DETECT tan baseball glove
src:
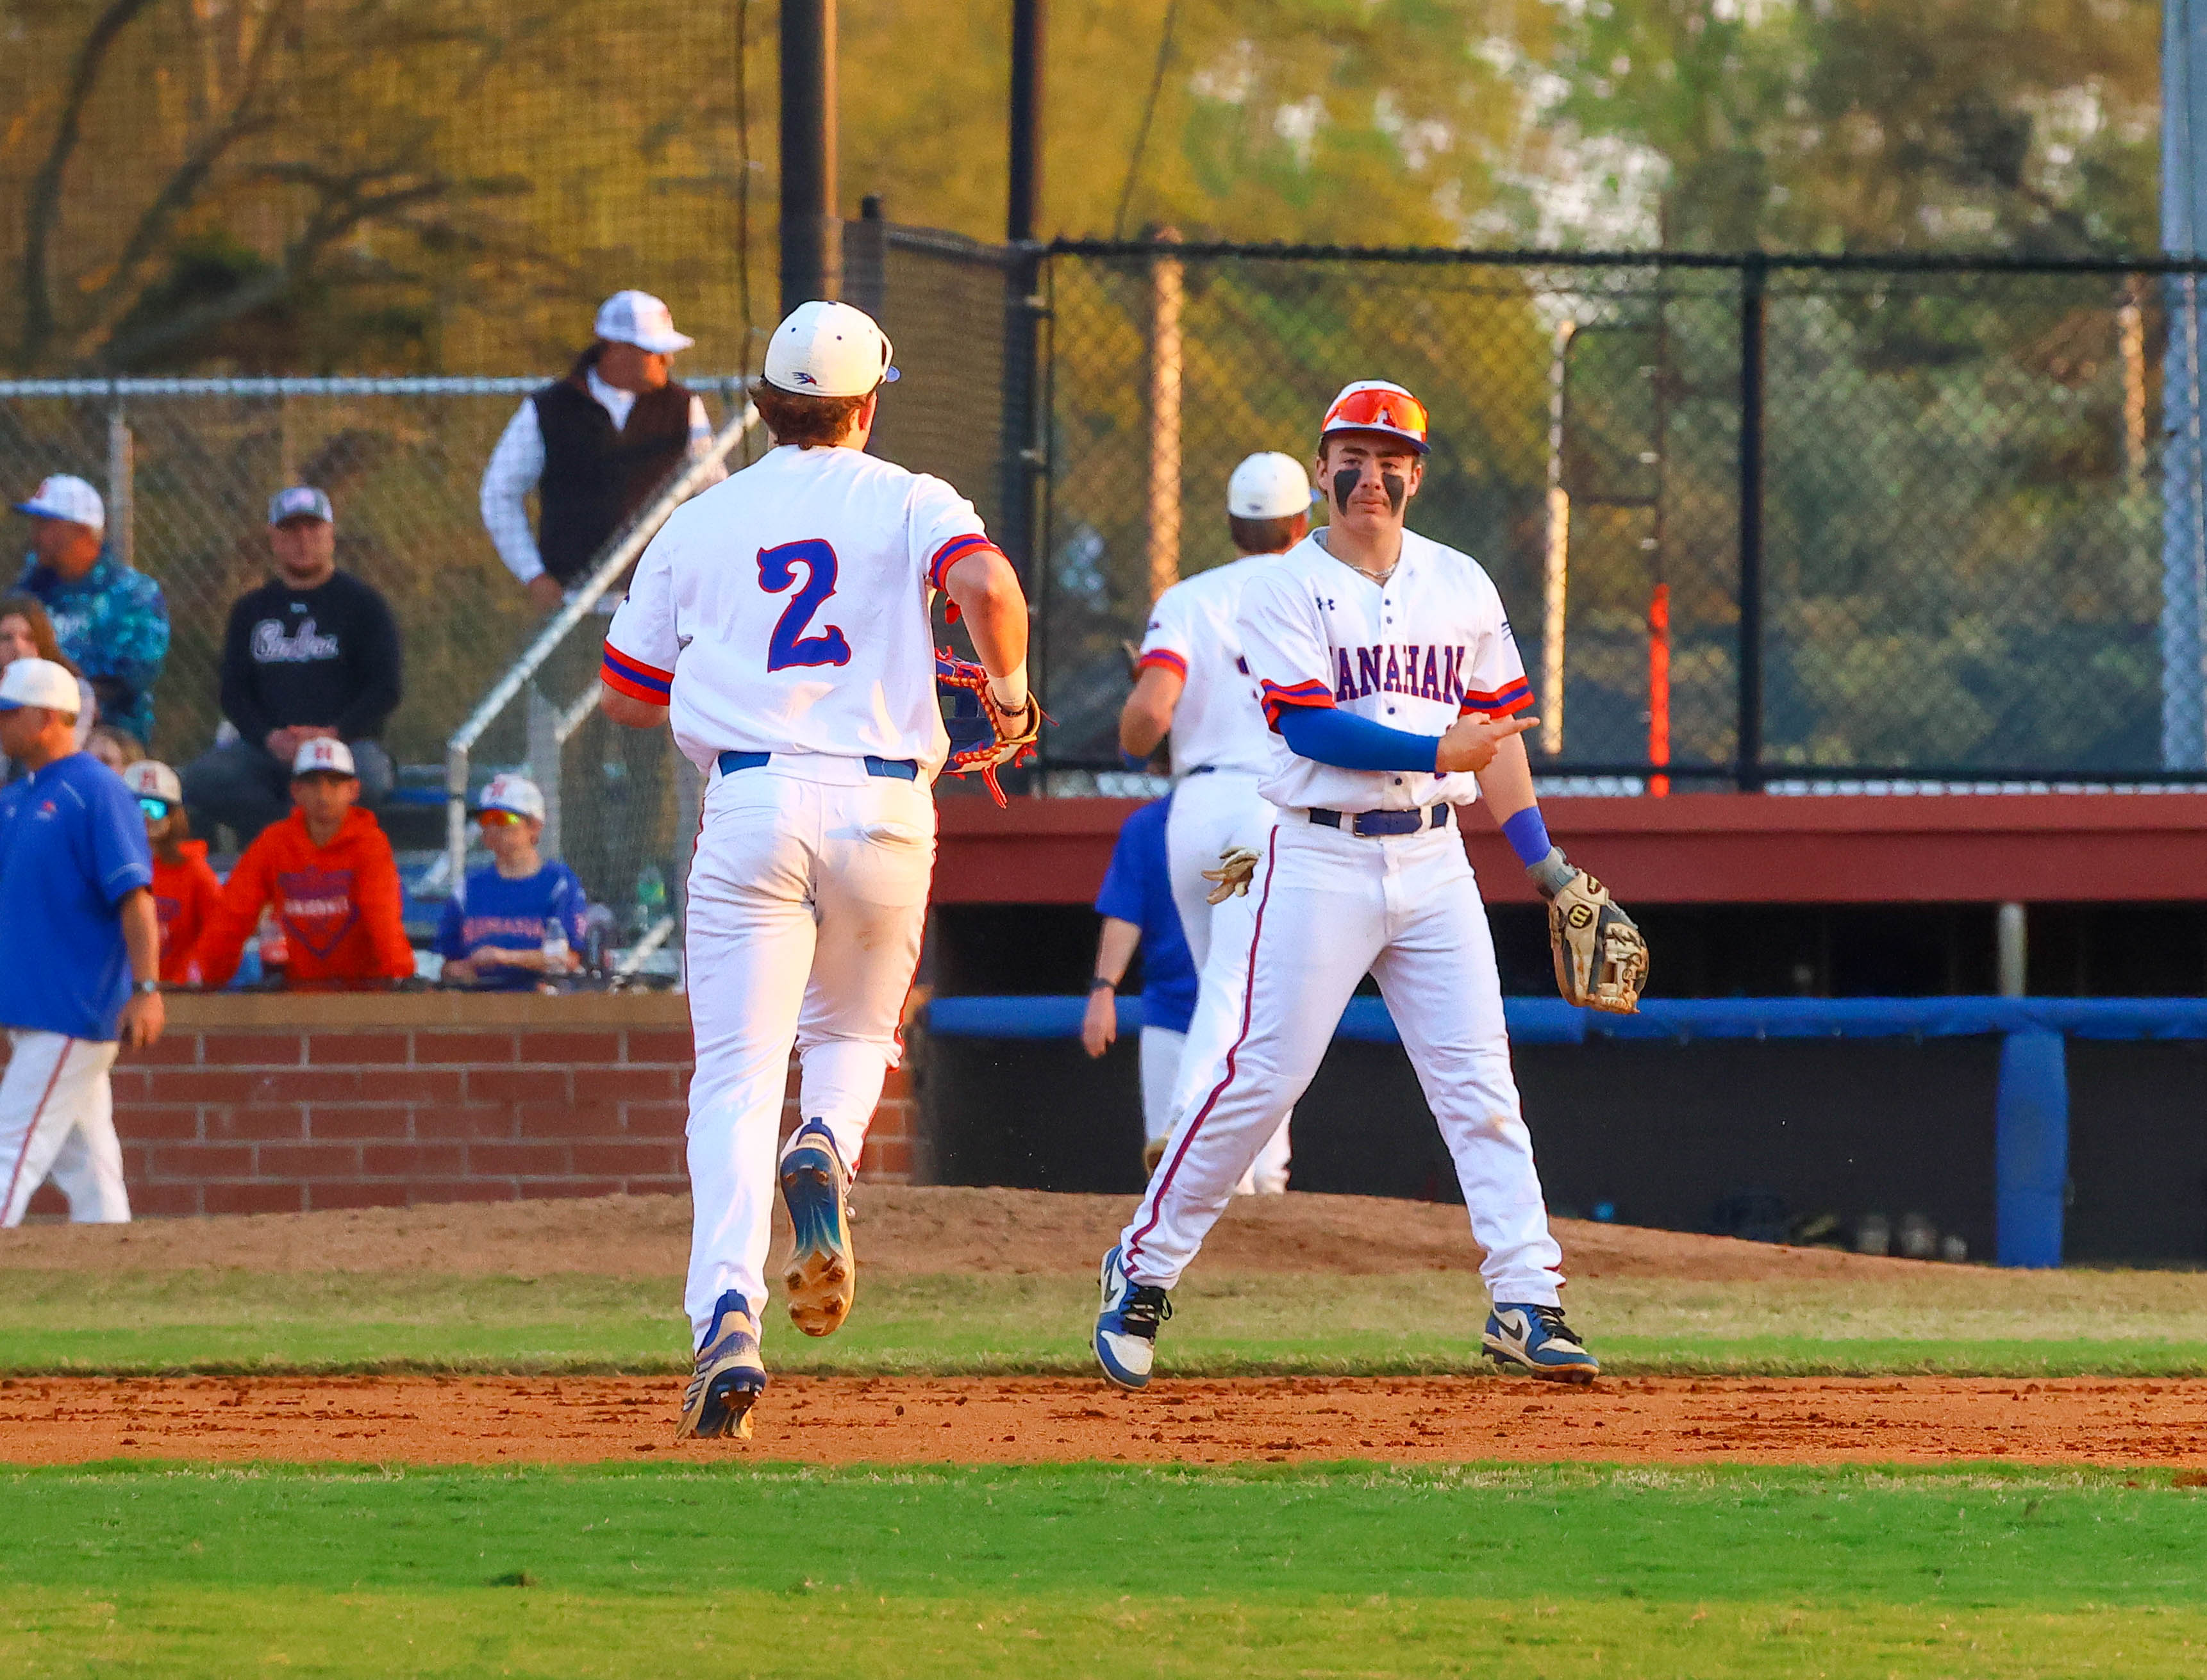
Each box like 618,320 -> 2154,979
1528,848 -> 1648,1014
937,650 -> 1042,807
1202,845 -> 1261,904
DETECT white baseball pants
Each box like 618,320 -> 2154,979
1120,817 -> 1565,1303
681,761 -> 934,1349
1,1030 -> 130,1227
1139,1025 -> 1287,1191
1165,769 -> 1291,1192
1137,1025 -> 1185,1145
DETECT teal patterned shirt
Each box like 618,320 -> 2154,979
15,550 -> 171,742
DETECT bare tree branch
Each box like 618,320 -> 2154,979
18,0 -> 158,366
71,0 -> 309,351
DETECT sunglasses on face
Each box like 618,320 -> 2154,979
478,810 -> 526,829
138,797 -> 173,821
1322,386 -> 1429,443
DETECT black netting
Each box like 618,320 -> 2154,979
1040,248 -> 2186,787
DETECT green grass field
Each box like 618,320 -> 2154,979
8,1267 -> 2207,1378
7,1463 -> 2205,1677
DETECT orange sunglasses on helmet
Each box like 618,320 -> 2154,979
1319,381 -> 1431,454
478,809 -> 526,829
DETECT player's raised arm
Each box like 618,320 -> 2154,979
942,545 -> 1029,711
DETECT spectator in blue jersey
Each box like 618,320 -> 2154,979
11,475 -> 169,745
1083,792 -> 1292,1190
436,773 -> 588,990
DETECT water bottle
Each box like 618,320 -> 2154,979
257,908 -> 288,984
540,916 -> 570,969
635,864 -> 667,933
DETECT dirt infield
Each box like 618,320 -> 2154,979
8,1374 -> 2207,1467
0,1185 -> 1953,1283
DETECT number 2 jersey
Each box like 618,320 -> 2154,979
602,443 -> 1000,776
1240,527 -> 1534,813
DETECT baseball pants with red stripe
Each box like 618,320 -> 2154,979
679,761 -> 934,1349
1117,815 -> 1564,1303
1,1029 -> 130,1227
1164,769 -> 1291,1192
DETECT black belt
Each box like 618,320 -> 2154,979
1309,804 -> 1451,837
717,751 -> 918,781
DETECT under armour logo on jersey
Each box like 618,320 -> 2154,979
1315,594 -> 1337,611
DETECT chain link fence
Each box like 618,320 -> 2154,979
1040,245 -> 2199,789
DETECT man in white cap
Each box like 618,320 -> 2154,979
479,291 -> 727,917
12,474 -> 169,744
600,299 -> 1035,1440
479,290 -> 727,615
1113,451 -> 1313,1192
0,656 -> 163,1227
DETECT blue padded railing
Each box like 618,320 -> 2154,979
922,994 -> 2207,1270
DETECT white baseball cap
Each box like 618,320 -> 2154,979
268,485 -> 333,526
1319,379 -> 1431,455
474,772 -> 546,823
123,760 -> 185,804
0,656 -> 82,715
1227,453 -> 1313,520
292,736 -> 357,778
594,290 -> 695,354
13,473 -> 105,531
763,300 -> 900,397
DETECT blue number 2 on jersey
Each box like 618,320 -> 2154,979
758,539 -> 853,670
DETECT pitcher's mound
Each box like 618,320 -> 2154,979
0,1185 -> 1938,1283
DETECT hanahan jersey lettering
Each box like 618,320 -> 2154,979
1331,643 -> 1472,704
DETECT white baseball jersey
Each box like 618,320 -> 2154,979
602,444 -> 995,775
1136,554 -> 1279,776
1238,528 -> 1531,813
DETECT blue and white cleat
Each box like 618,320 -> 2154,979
1483,1302 -> 1599,1384
682,1290 -> 767,1438
779,1118 -> 856,1337
1093,1243 -> 1172,1391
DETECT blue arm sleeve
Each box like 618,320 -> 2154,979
1276,706 -> 1441,773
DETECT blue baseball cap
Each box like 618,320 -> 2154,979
268,485 -> 333,526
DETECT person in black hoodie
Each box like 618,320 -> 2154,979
182,487 -> 401,845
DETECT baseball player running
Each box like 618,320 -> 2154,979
600,301 -> 1035,1439
1094,379 -> 1646,1391
1120,453 -> 1308,1193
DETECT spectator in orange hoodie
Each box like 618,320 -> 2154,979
188,737 -> 414,988
121,760 -> 222,985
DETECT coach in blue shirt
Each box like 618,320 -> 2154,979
0,658 -> 163,1226
1081,797 -> 1201,1176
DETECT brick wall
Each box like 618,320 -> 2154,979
15,994 -> 917,1220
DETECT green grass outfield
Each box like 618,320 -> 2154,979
6,1463 -> 2206,1677
7,1268 -> 2207,1378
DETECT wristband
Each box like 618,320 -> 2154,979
1500,806 -> 1553,869
1119,749 -> 1151,772
988,660 -> 1029,713
1090,976 -> 1117,992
